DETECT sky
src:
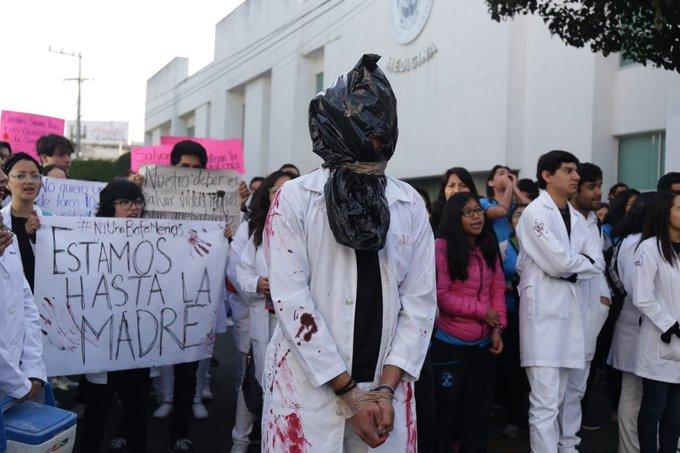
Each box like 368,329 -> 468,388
1,0 -> 245,143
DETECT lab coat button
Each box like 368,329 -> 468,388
345,298 -> 354,305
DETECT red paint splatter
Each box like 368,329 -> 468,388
403,382 -> 417,451
270,412 -> 311,452
294,313 -> 318,343
187,229 -> 212,256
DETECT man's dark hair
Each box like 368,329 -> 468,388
517,178 -> 539,200
536,150 -> 579,189
577,162 -> 603,190
608,182 -> 629,199
657,172 -> 680,193
0,141 -> 12,152
249,176 -> 265,188
279,163 -> 300,175
485,164 -> 511,198
36,134 -> 74,157
170,140 -> 208,168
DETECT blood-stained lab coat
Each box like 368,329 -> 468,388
0,240 -> 46,400
516,191 -> 602,369
632,237 -> 680,383
262,168 -> 436,452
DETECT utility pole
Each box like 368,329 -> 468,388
49,46 -> 90,158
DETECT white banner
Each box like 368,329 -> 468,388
35,176 -> 105,217
34,216 -> 228,376
140,165 -> 240,227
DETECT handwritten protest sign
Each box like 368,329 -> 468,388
140,165 -> 241,227
35,177 -> 105,217
35,216 -> 228,376
160,137 -> 245,173
0,111 -> 65,160
130,137 -> 244,173
130,145 -> 173,172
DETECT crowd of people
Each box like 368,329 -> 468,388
3,53 -> 680,453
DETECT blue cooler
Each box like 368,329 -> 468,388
0,385 -> 77,453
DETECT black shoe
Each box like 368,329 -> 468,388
169,438 -> 193,452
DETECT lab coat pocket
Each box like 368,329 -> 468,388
659,341 -> 680,362
536,280 -> 569,320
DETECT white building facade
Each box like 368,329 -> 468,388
144,0 -> 680,192
67,120 -> 131,160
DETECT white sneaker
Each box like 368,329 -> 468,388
153,402 -> 173,419
230,441 -> 249,453
202,386 -> 213,401
192,403 -> 209,419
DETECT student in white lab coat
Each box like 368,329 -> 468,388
516,150 -> 603,453
237,170 -> 296,390
0,166 -> 46,404
608,192 -> 654,452
262,55 -> 436,452
632,191 -> 680,453
557,162 -> 611,452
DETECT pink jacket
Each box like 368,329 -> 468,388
435,238 -> 507,341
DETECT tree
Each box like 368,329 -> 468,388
486,1 -> 680,72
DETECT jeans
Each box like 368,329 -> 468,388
638,378 -> 680,453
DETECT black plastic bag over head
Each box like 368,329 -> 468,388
308,54 -> 398,251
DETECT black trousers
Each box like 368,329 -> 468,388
638,378 -> 680,453
80,368 -> 151,453
169,360 -> 200,443
430,337 -> 496,453
415,348 -> 436,453
495,309 -> 528,427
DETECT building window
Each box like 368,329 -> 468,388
186,126 -> 195,138
618,132 -> 665,191
315,72 -> 324,93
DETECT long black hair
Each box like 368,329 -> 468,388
641,191 -> 680,266
97,178 -> 145,218
431,167 -> 479,230
607,189 -> 640,236
437,192 -> 500,281
248,170 -> 297,247
618,192 -> 655,239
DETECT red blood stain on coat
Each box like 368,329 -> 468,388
404,382 -> 417,452
270,412 -> 311,452
294,313 -> 318,342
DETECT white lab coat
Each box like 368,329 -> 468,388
579,211 -> 611,362
608,233 -> 642,373
516,191 -> 602,369
236,233 -> 276,386
262,168 -> 436,452
632,237 -> 680,383
227,221 -> 252,355
1,204 -> 49,237
0,240 -> 46,400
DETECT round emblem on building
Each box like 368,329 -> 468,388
389,0 -> 434,45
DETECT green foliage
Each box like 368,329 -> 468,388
68,152 -> 133,183
486,0 -> 680,72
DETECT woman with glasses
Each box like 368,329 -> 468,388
431,192 -> 506,452
1,152 -> 51,291
79,178 -> 149,453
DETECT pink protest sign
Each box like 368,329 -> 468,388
130,145 -> 173,172
160,136 -> 245,173
0,111 -> 65,160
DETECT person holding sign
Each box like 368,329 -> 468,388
36,134 -> 74,172
0,164 -> 47,405
79,178 -> 151,453
262,55 -> 436,451
1,153 -> 52,291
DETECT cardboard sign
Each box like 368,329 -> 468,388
140,165 -> 241,227
130,145 -> 173,172
35,216 -> 228,376
0,111 -> 65,160
35,177 -> 105,217
160,136 -> 245,173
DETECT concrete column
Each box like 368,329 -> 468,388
151,127 -> 162,145
194,103 -> 211,137
224,90 -> 245,139
268,57 -> 299,170
243,75 -> 272,178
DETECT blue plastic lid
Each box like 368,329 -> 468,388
3,402 -> 76,445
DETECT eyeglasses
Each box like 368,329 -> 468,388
9,173 -> 41,182
114,199 -> 145,209
461,208 -> 485,218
